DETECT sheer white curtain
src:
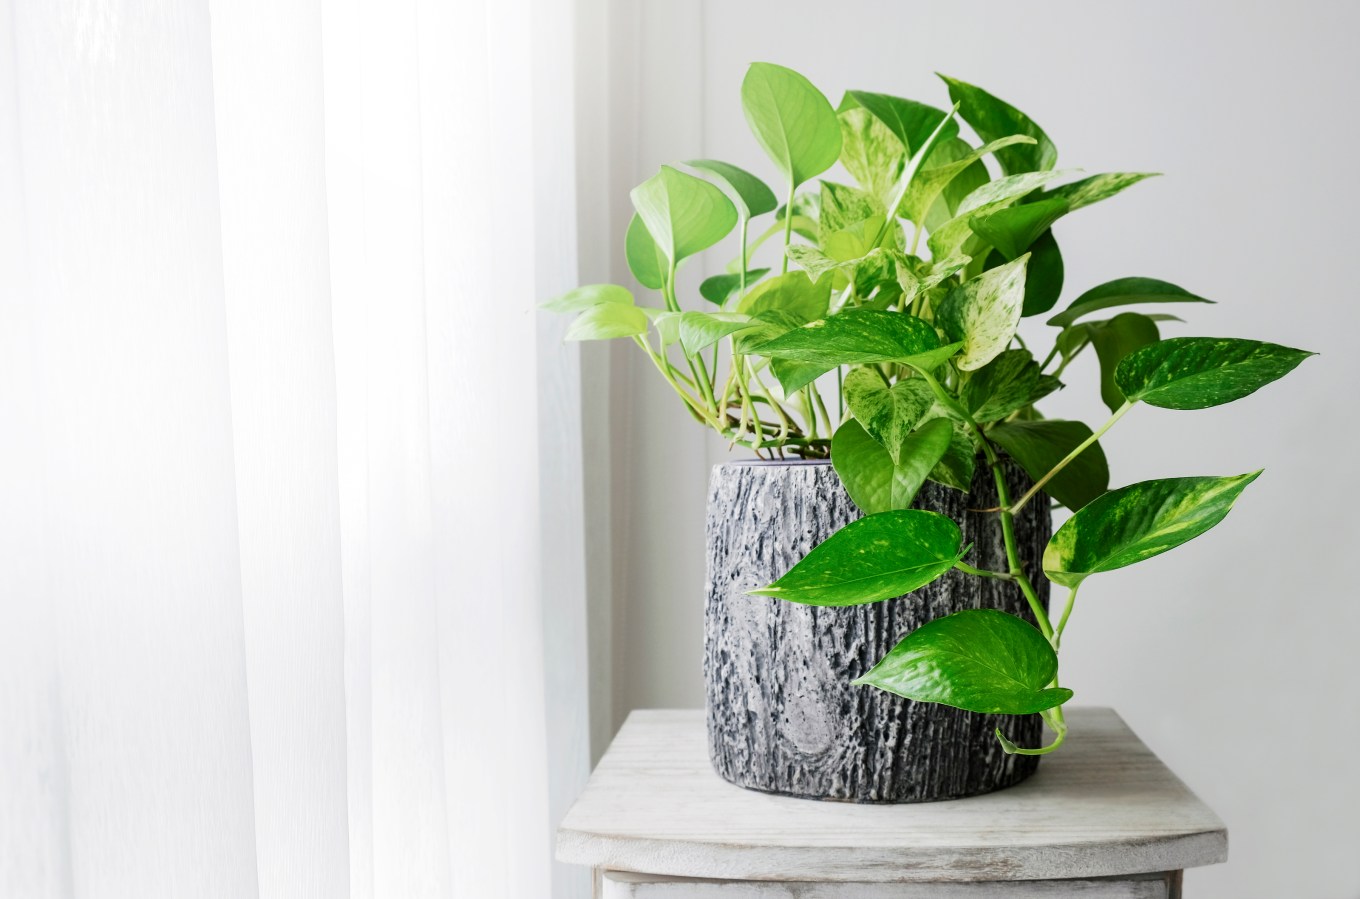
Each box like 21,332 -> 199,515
0,0 -> 591,897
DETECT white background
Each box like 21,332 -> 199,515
577,2 -> 1359,896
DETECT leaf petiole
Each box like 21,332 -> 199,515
953,560 -> 1014,581
997,706 -> 1068,755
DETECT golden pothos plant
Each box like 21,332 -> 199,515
546,62 -> 1313,754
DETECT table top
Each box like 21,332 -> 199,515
556,707 -> 1226,883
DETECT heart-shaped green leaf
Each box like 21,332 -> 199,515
1041,171 -> 1158,210
988,420 -> 1109,510
928,170 -> 1071,259
1043,472 -> 1262,587
845,90 -> 959,157
685,159 -> 778,218
1086,312 -> 1162,412
1115,337 -> 1315,410
742,63 -> 842,189
819,180 -> 885,242
899,341 -> 965,374
838,105 -> 905,204
938,75 -> 1057,176
1020,230 -> 1063,316
631,166 -> 738,267
843,369 -> 935,462
854,609 -> 1072,714
750,509 -> 962,606
625,214 -> 666,290
970,197 -> 1069,260
898,134 -> 1038,227
566,303 -> 648,341
935,254 -> 1029,371
643,308 -> 681,346
699,268 -> 770,305
754,309 -> 940,365
928,422 -> 977,491
769,358 -> 832,395
732,310 -> 805,355
677,311 -> 753,356
832,417 -> 953,514
785,245 -> 843,280
961,349 -> 1049,423
736,270 -> 832,320
1048,277 -> 1212,328
541,283 -> 633,313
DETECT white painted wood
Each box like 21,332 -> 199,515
601,871 -> 1174,898
558,707 -> 1225,883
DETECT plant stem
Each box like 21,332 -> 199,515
913,367 -> 1054,640
1009,400 -> 1136,515
953,561 -> 1014,581
1039,342 -> 1060,372
1053,584 -> 1080,650
811,384 -> 833,437
799,389 -> 817,439
835,366 -> 844,422
739,216 -> 750,295
1001,709 -> 1069,756
632,335 -> 708,422
781,183 -> 794,274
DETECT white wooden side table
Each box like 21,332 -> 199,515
557,708 -> 1226,898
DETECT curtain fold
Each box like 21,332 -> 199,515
0,0 -> 591,896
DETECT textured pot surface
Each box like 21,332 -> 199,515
703,457 -> 1051,803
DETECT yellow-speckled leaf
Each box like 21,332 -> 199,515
1043,472 -> 1262,587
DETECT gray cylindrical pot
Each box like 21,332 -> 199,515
703,457 -> 1051,803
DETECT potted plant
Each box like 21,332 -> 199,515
546,62 -> 1312,803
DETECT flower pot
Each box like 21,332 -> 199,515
703,457 -> 1051,803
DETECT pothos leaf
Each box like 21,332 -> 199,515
1048,277 -> 1212,328
1041,171 -> 1159,210
935,254 -> 1030,371
625,213 -> 666,290
843,369 -> 935,463
770,358 -> 832,395
1114,337 -> 1316,410
754,309 -> 941,365
731,310 -> 804,355
677,311 -> 753,356
832,418 -> 952,514
854,609 -> 1072,714
750,509 -> 963,606
938,74 -> 1058,175
699,268 -> 770,305
961,349 -> 1047,423
819,180 -> 885,242
566,302 -> 648,341
736,270 -> 832,320
630,165 -> 737,265
1086,312 -> 1161,412
898,134 -> 1038,227
928,422 -> 977,491
742,62 -> 842,189
1044,472 -> 1262,587
844,90 -> 959,156
838,105 -> 905,204
541,283 -> 633,313
685,158 -> 778,218
988,419 -> 1109,511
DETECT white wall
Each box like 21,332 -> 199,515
577,2 -> 1359,896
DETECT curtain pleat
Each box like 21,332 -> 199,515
1,2 -> 261,896
209,0 -> 353,896
0,0 -> 591,896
